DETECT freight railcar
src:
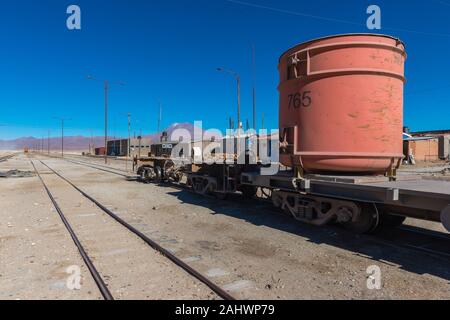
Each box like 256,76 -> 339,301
134,132 -> 186,183
134,34 -> 450,234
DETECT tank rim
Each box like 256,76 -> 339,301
279,33 -> 405,62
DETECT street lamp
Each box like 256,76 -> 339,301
216,67 -> 241,131
217,67 -> 242,155
87,75 -> 126,164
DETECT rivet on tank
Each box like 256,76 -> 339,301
278,34 -> 407,176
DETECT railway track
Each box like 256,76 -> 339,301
0,153 -> 17,162
35,154 -> 450,263
30,158 -> 235,300
61,154 -> 131,172
63,158 -> 132,178
39,153 -> 132,178
375,225 -> 450,261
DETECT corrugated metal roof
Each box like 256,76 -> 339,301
404,136 -> 437,141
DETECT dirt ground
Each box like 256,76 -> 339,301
1,153 -> 449,300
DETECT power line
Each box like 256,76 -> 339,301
225,0 -> 363,26
224,0 -> 450,37
434,0 -> 450,7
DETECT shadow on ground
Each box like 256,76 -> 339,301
161,185 -> 450,283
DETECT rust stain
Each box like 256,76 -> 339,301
370,107 -> 389,113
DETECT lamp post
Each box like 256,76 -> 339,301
217,67 -> 242,154
217,67 -> 241,130
87,75 -> 126,164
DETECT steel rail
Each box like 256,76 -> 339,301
0,153 -> 17,162
64,157 -> 130,174
63,158 -> 131,177
36,153 -> 131,177
30,160 -> 114,300
38,159 -> 235,301
36,156 -> 450,280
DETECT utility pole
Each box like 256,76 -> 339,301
127,113 -> 131,172
138,128 -> 142,159
90,129 -> 94,155
47,130 -> 50,155
61,119 -> 64,157
158,101 -> 162,133
104,80 -> 108,164
252,44 -> 257,130
53,117 -> 71,157
87,75 -> 126,164
237,76 -> 241,130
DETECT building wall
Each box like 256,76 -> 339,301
95,147 -> 105,156
405,139 -> 439,161
439,135 -> 450,160
130,138 -> 152,158
107,139 -> 128,156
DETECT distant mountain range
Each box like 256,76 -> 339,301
0,123 -> 199,151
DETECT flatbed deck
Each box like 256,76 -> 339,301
241,172 -> 450,232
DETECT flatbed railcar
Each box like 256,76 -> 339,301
134,137 -> 450,234
178,156 -> 450,234
241,169 -> 450,234
133,34 -> 450,234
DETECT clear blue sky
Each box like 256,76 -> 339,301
0,0 -> 449,139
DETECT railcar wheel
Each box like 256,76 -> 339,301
138,166 -> 152,183
172,171 -> 182,183
341,203 -> 380,234
260,188 -> 272,199
154,166 -> 163,183
139,169 -> 147,183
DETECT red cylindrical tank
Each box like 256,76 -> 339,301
278,34 -> 407,174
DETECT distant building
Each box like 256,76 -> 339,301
130,137 -> 152,158
106,139 -> 128,157
94,147 -> 106,156
404,129 -> 450,161
403,137 -> 439,162
410,129 -> 450,138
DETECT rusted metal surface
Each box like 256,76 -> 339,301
94,147 -> 106,156
241,171 -> 450,229
278,34 -> 407,174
